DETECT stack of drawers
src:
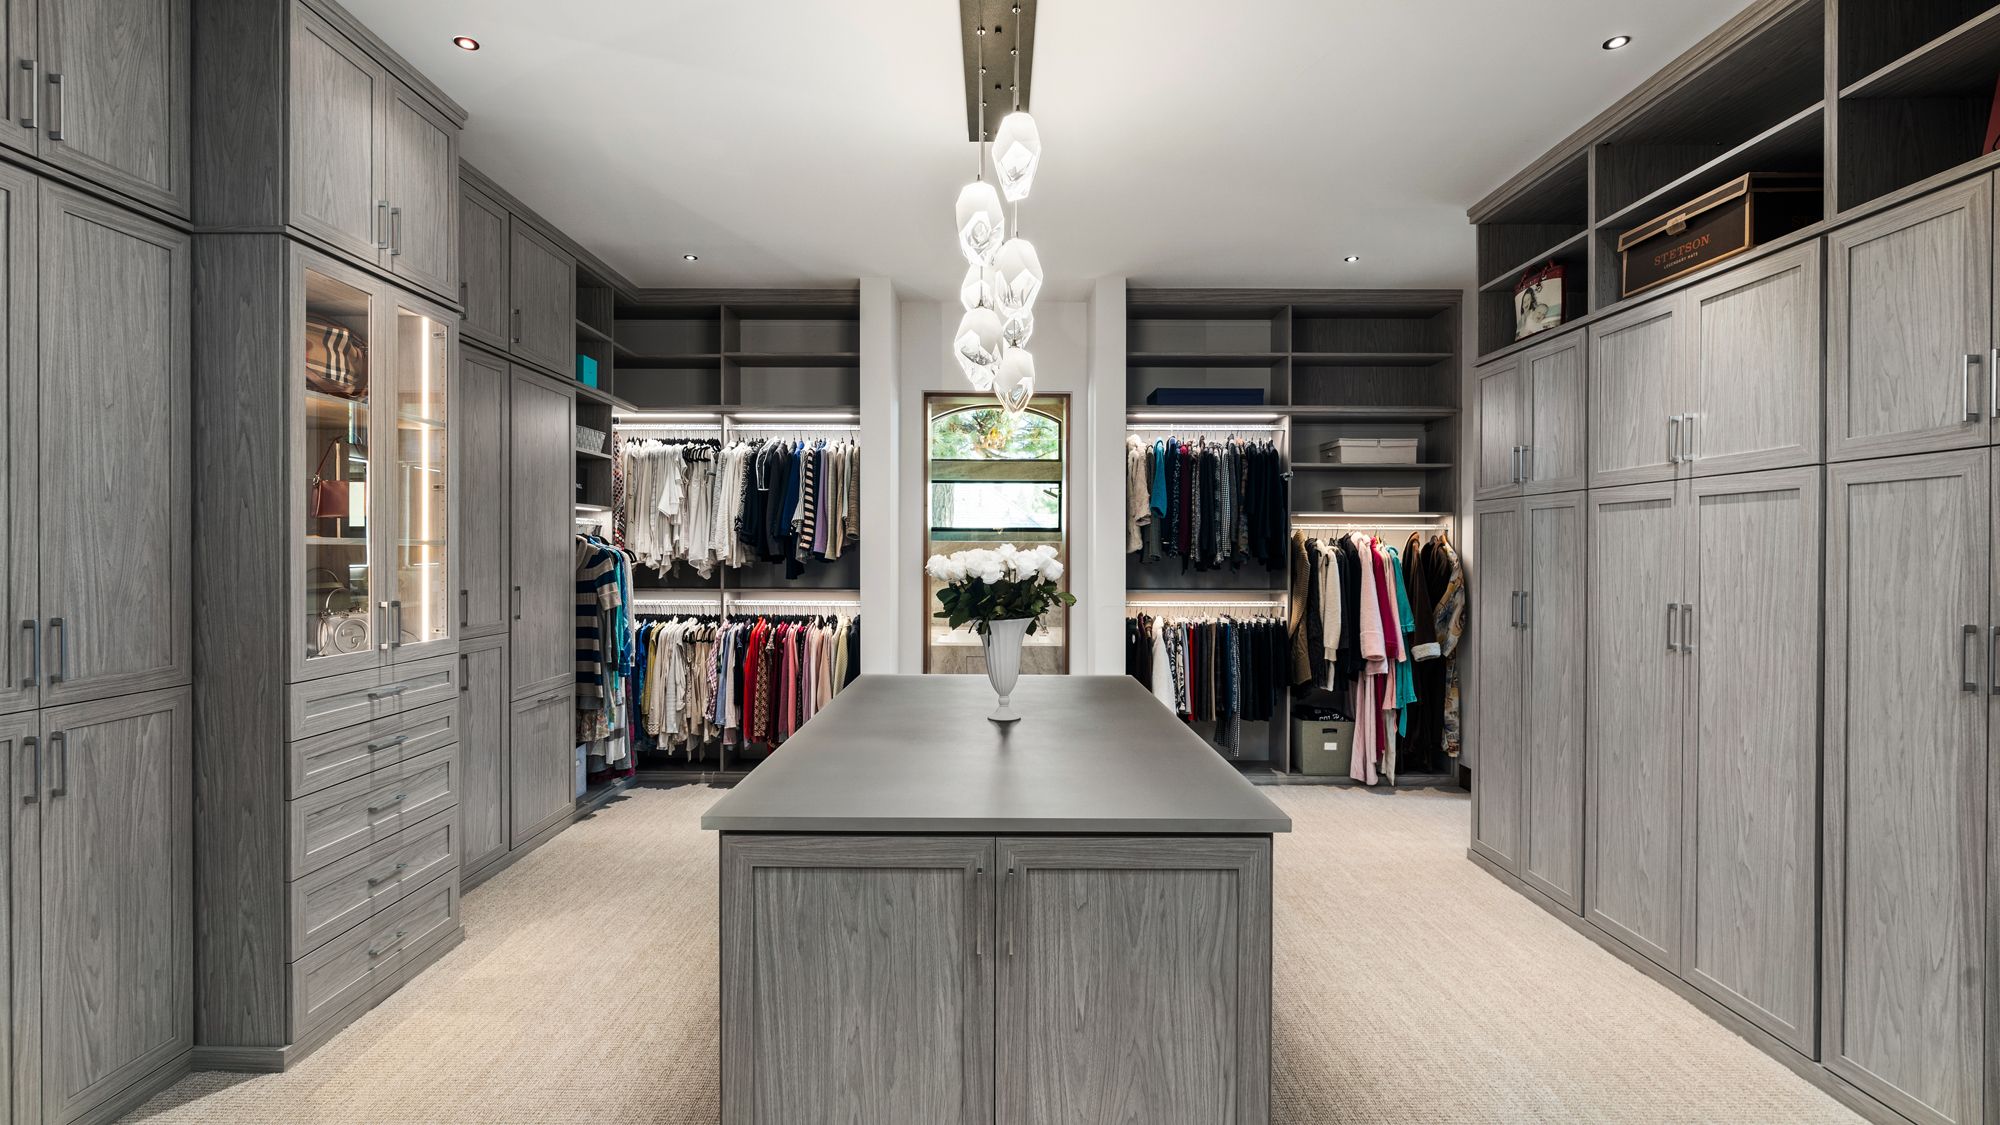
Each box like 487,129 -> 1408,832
284,655 -> 465,1041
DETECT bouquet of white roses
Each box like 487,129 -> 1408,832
926,543 -> 1077,636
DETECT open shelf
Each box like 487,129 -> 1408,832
1291,351 -> 1453,366
1841,5 -> 2000,98
620,352 -> 722,369
1597,103 -> 1825,233
727,351 -> 859,368
1128,352 -> 1286,368
1478,230 -> 1589,294
1291,462 -> 1452,472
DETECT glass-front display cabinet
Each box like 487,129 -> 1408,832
294,248 -> 455,680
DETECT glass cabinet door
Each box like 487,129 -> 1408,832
301,267 -> 379,672
389,302 -> 452,657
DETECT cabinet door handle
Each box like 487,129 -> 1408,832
18,618 -> 36,688
21,735 -> 36,805
1004,865 -> 1016,957
511,309 -> 522,344
44,71 -> 61,140
1680,603 -> 1694,653
389,206 -> 402,257
377,200 -> 390,250
512,585 -> 522,620
1962,624 -> 1980,692
1668,415 -> 1682,464
459,589 -> 469,628
458,281 -> 468,319
1521,590 -> 1532,629
45,616 -> 64,685
390,600 -> 403,649
1682,414 -> 1697,462
1989,626 -> 1999,696
377,600 -> 391,653
1965,355 -> 1982,422
972,863 -> 985,960
1666,602 -> 1679,652
1507,590 -> 1519,628
459,653 -> 470,694
17,58 -> 36,129
49,731 -> 65,798
1520,445 -> 1533,484
1990,348 -> 1998,420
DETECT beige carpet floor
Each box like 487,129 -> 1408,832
127,784 -> 1861,1124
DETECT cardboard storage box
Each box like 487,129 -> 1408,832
1617,172 -> 1821,298
1321,437 -> 1419,465
1321,486 -> 1422,513
1293,717 -> 1355,776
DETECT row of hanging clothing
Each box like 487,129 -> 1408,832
1288,529 -> 1466,785
1124,433 -> 1289,573
575,533 -> 637,772
625,611 -> 862,757
613,434 -> 860,579
1124,612 -> 1288,757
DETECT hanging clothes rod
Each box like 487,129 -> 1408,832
728,423 -> 862,432
727,598 -> 860,608
1125,600 -> 1286,610
1294,525 -> 1451,534
1125,423 -> 1286,432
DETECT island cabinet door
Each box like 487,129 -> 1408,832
995,837 -> 1272,1125
719,835 -> 995,1125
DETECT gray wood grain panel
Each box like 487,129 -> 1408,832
288,698 -> 456,799
1826,178 -> 1993,462
379,653 -> 458,710
286,663 -> 389,741
286,3 -> 384,266
702,677 -> 1291,834
719,836 -> 994,1125
507,368 -> 572,698
1523,332 -> 1586,495
383,79 -> 455,302
457,345 -> 509,638
1683,466 -> 1821,1055
3,710 -> 35,1125
289,870 -> 456,1040
1472,356 -> 1522,499
190,0 -> 282,228
0,0 -> 35,157
1588,299 -> 1685,489
1469,500 -> 1524,873
507,687 -> 571,849
289,742 -> 457,878
995,836 -> 1271,1125
1686,242 -> 1824,477
40,0 -> 190,216
36,186 -> 189,708
1522,493 -> 1584,913
38,687 -> 191,1125
0,164 -> 36,718
456,635 -> 507,873
288,805 -> 456,959
1586,481 -> 1685,970
457,185 -> 509,349
506,219 -> 574,377
1823,450 -> 1987,1125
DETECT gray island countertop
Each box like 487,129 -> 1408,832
701,674 -> 1293,834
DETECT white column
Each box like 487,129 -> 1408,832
858,277 -> 900,674
1084,277 -> 1128,674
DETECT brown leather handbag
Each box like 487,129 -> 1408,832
305,317 -> 368,399
310,440 -> 354,519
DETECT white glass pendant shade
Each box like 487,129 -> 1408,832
954,306 -> 1004,388
992,347 -> 1036,414
955,180 -> 1006,266
993,112 -> 1042,202
959,264 -> 997,313
994,238 -> 1043,318
1002,307 -> 1034,349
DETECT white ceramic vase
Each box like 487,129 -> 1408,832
981,617 -> 1032,723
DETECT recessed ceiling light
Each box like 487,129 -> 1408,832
1602,35 -> 1632,50
1343,255 -> 1361,263
683,253 -> 699,262
452,35 -> 480,51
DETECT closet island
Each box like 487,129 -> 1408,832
702,674 -> 1289,1125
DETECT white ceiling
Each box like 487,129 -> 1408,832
344,0 -> 1751,299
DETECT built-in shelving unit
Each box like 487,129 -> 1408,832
1123,288 -> 1462,786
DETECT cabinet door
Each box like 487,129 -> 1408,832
384,81 -> 456,302
1589,299 -> 1684,489
995,836 -> 1269,1125
457,182 -> 509,349
0,165 -> 35,718
1523,332 -> 1585,494
38,688 -> 190,1125
507,685 -> 572,848
508,367 -> 573,697
287,4 -> 386,267
1521,492 -> 1584,913
384,293 -> 454,663
1683,467 -> 1820,1054
721,836 -> 994,1125
458,346 -> 509,638
1687,243 -> 1823,477
458,635 -> 507,873
1585,481 -> 1685,970
38,0 -> 189,216
1823,450 -> 1988,1125
2,710 -> 34,1125
0,0 -> 35,156
1827,177 -> 1993,461
37,188 -> 188,708
507,220 -> 573,377
1472,355 -> 1523,499
1469,500 -> 1523,873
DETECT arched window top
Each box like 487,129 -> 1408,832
928,405 -> 1061,461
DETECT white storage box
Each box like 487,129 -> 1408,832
1321,437 -> 1419,465
1321,486 -> 1422,513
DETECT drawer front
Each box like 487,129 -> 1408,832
290,745 -> 460,877
290,807 -> 459,958
290,701 -> 460,798
289,664 -> 391,740
386,654 -> 460,714
291,872 -> 461,1039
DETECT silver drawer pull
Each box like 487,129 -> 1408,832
366,929 -> 409,958
367,685 -> 411,701
366,862 -> 411,888
364,735 -> 410,753
366,792 -> 408,814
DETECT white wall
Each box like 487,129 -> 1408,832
857,278 -> 901,674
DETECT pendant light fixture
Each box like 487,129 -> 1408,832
1002,307 -> 1034,349
993,112 -> 1040,202
991,346 -> 1036,415
993,237 -> 1042,317
960,263 -> 997,313
954,305 -> 1004,388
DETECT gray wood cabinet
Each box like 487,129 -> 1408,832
458,345 -> 510,638
2,710 -> 28,1125
457,182 -> 508,349
719,835 -> 994,1125
0,0 -> 32,158
1585,480 -> 1684,969
0,164 -> 34,719
1473,355 -> 1523,500
507,220 -> 575,378
1826,177 -> 1994,462
1823,450 -> 1988,1125
1684,243 -> 1823,477
36,186 -> 188,709
1522,331 -> 1585,494
1521,491 -> 1584,912
508,685 -> 573,849
383,82 -> 456,301
287,2 -> 384,266
1588,300 -> 1684,489
508,366 -> 574,698
37,0 -> 190,218
1469,499 -> 1524,872
458,634 -> 507,876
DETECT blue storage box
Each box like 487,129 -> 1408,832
576,354 -> 599,388
1145,387 -> 1265,406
